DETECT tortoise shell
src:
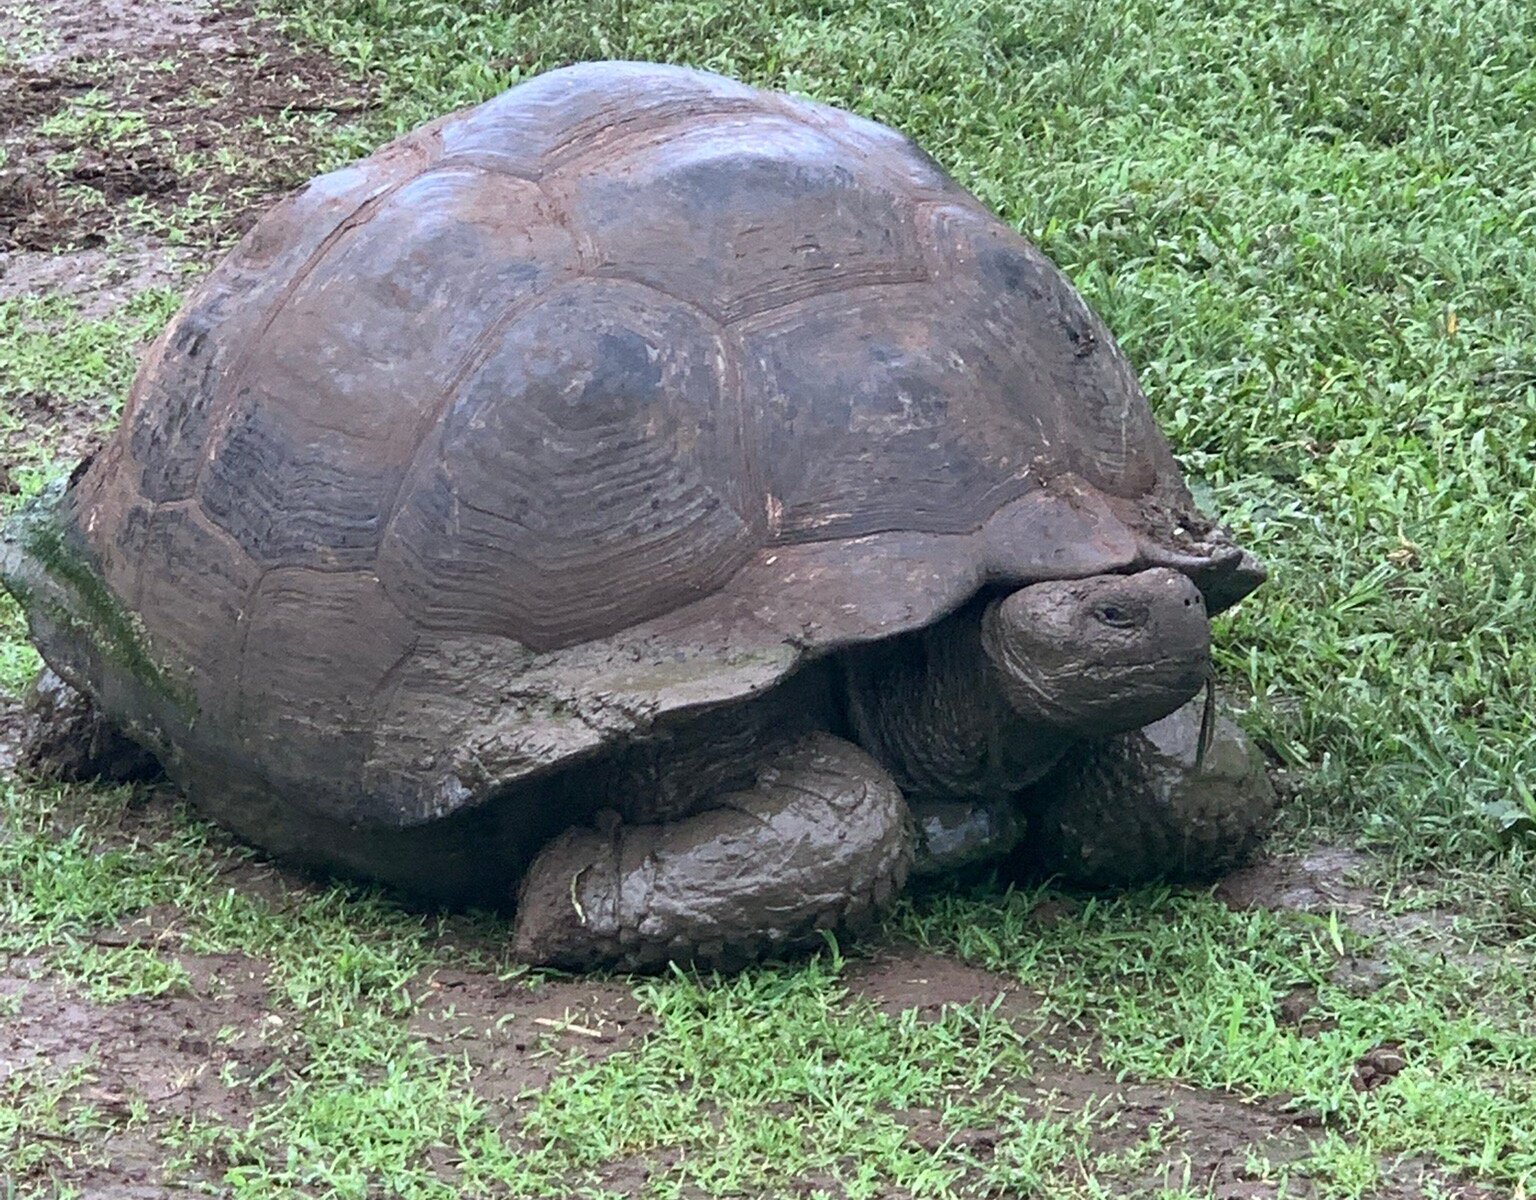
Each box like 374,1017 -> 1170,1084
25,62 -> 1262,833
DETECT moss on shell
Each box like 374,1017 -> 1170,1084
1,493 -> 193,714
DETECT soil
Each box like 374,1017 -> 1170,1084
0,0 -> 365,255
0,237 -> 194,311
850,945 -> 1316,1196
1215,846 -> 1378,914
0,951 -> 279,1190
1216,846 -> 1463,946
850,941 -> 1500,1200
408,967 -> 650,1113
2,389 -> 110,479
845,945 -> 1035,1020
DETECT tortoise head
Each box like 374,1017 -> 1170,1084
980,567 -> 1211,737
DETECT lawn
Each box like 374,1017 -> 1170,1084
1,0 -> 1533,1196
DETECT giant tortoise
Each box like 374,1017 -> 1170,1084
1,62 -> 1275,970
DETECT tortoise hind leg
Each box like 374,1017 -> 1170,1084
511,732 -> 913,971
20,669 -> 161,784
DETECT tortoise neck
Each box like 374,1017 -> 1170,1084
840,604 -> 1071,803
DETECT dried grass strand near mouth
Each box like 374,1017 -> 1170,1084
1195,671 -> 1216,770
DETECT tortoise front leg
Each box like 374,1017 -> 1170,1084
511,732 -> 913,971
1016,695 -> 1278,887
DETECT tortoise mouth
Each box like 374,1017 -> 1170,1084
998,654 -> 1211,736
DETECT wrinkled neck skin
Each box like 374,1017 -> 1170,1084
841,603 -> 1070,804
841,568 -> 1212,804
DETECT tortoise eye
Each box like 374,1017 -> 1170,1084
1094,604 -> 1139,629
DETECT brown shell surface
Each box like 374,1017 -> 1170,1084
60,62 -> 1260,831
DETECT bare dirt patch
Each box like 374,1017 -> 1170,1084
2,389 -> 112,475
410,969 -> 650,1112
841,945 -> 1502,1197
0,951 -> 285,1194
1215,847 -> 1377,914
1216,846 -> 1466,952
0,236 -> 192,307
844,944 -> 1029,1021
1022,1074 -> 1313,1198
848,947 -> 1323,1196
2,0 -> 216,72
1,1 -> 365,254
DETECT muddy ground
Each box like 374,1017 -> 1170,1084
0,3 -> 1515,1198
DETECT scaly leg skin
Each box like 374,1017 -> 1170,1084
1018,695 -> 1278,887
20,668 -> 160,785
511,732 -> 914,972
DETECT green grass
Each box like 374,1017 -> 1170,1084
0,1060 -> 110,1185
0,288 -> 181,470
3,781 -> 1533,1196
0,286 -> 180,706
36,90 -> 152,147
0,595 -> 39,699
0,1 -> 53,65
3,0 -> 1536,1195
